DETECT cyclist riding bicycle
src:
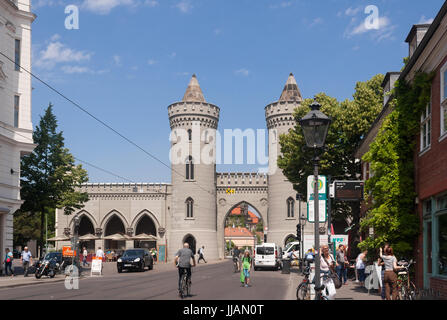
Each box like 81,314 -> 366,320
232,246 -> 241,272
175,243 -> 196,297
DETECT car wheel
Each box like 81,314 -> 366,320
117,267 -> 122,273
149,262 -> 153,270
140,262 -> 145,272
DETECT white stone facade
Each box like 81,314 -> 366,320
56,73 -> 321,261
0,0 -> 35,263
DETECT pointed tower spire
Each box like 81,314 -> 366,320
279,73 -> 303,102
182,74 -> 206,102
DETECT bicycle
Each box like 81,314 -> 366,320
296,263 -> 311,300
396,259 -> 416,300
179,267 -> 192,299
233,257 -> 240,273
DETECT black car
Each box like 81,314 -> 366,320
117,249 -> 153,273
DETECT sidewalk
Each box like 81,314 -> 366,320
288,267 -> 381,300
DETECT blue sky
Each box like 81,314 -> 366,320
29,0 -> 444,183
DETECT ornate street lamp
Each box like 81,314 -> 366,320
299,99 -> 331,300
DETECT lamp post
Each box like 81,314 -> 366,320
72,214 -> 81,275
299,99 -> 331,300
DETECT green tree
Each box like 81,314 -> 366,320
17,104 -> 89,256
278,74 -> 384,226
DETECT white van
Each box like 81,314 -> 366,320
282,241 -> 301,260
254,243 -> 281,270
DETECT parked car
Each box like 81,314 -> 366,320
117,249 -> 153,273
254,243 -> 281,271
282,241 -> 300,260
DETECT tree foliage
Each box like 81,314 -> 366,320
278,74 -> 385,224
359,72 -> 434,257
16,104 -> 89,254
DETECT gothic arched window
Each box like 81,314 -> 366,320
186,197 -> 194,218
188,129 -> 192,141
287,197 -> 295,218
186,156 -> 194,180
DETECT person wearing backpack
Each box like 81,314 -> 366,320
240,250 -> 253,287
4,248 -> 14,277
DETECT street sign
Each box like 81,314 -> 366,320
307,175 -> 327,201
307,199 -> 327,223
333,180 -> 364,201
91,257 -> 102,276
62,246 -> 76,257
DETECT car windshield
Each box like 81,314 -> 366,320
283,243 -> 293,252
43,253 -> 60,260
122,250 -> 143,257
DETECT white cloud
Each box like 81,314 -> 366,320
310,17 -> 323,27
113,55 -> 122,66
269,2 -> 293,9
235,68 -> 250,77
35,36 -> 92,69
174,0 -> 193,13
144,0 -> 159,7
418,16 -> 434,24
344,16 -> 396,42
214,28 -> 222,35
82,0 -> 136,15
345,6 -> 362,17
147,59 -> 157,65
32,0 -> 65,9
61,65 -> 92,74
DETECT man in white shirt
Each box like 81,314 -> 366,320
20,247 -> 33,277
96,247 -> 104,259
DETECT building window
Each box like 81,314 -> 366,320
188,129 -> 192,141
287,197 -> 294,218
420,101 -> 431,151
442,104 -> 447,137
438,213 -> 447,276
186,197 -> 194,218
14,95 -> 19,127
185,156 -> 194,180
14,39 -> 20,71
441,63 -> 447,137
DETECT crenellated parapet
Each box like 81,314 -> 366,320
168,101 -> 220,129
216,172 -> 268,187
265,101 -> 297,129
78,183 -> 172,195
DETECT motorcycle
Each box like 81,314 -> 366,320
35,257 -> 59,279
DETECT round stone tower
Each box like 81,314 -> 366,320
265,73 -> 302,246
167,74 -> 219,260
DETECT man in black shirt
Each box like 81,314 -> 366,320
232,246 -> 241,272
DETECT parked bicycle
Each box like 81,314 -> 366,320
396,259 -> 416,300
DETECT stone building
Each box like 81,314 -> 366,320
56,73 -> 321,261
0,0 -> 35,263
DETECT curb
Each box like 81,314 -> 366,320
0,275 -> 88,290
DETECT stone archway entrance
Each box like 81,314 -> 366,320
134,215 -> 157,249
79,215 -> 95,251
183,234 -> 197,255
222,201 -> 264,257
104,215 -> 126,250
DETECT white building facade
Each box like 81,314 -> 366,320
0,0 -> 35,262
56,74 -> 323,261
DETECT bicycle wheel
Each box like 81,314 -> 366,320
180,273 -> 188,298
296,282 -> 311,300
408,282 -> 417,300
187,278 -> 191,296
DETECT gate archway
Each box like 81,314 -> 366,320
183,234 -> 197,255
134,214 -> 157,249
79,215 -> 95,251
104,215 -> 126,251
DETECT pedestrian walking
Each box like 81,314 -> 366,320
4,248 -> 14,277
356,250 -> 368,286
151,248 -> 157,263
335,244 -> 348,285
197,246 -> 207,263
380,246 -> 403,300
377,243 -> 390,300
95,247 -> 104,259
320,244 -> 337,300
20,247 -> 33,277
240,250 -> 253,287
82,247 -> 89,267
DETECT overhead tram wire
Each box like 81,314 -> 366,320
0,51 -> 215,196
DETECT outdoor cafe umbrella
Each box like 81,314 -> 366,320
47,234 -> 70,241
131,233 -> 157,241
102,233 -> 131,241
78,233 -> 99,241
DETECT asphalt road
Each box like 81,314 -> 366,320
0,260 -> 295,300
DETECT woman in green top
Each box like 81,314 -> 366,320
240,250 -> 253,287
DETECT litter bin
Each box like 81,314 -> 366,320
281,258 -> 291,274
